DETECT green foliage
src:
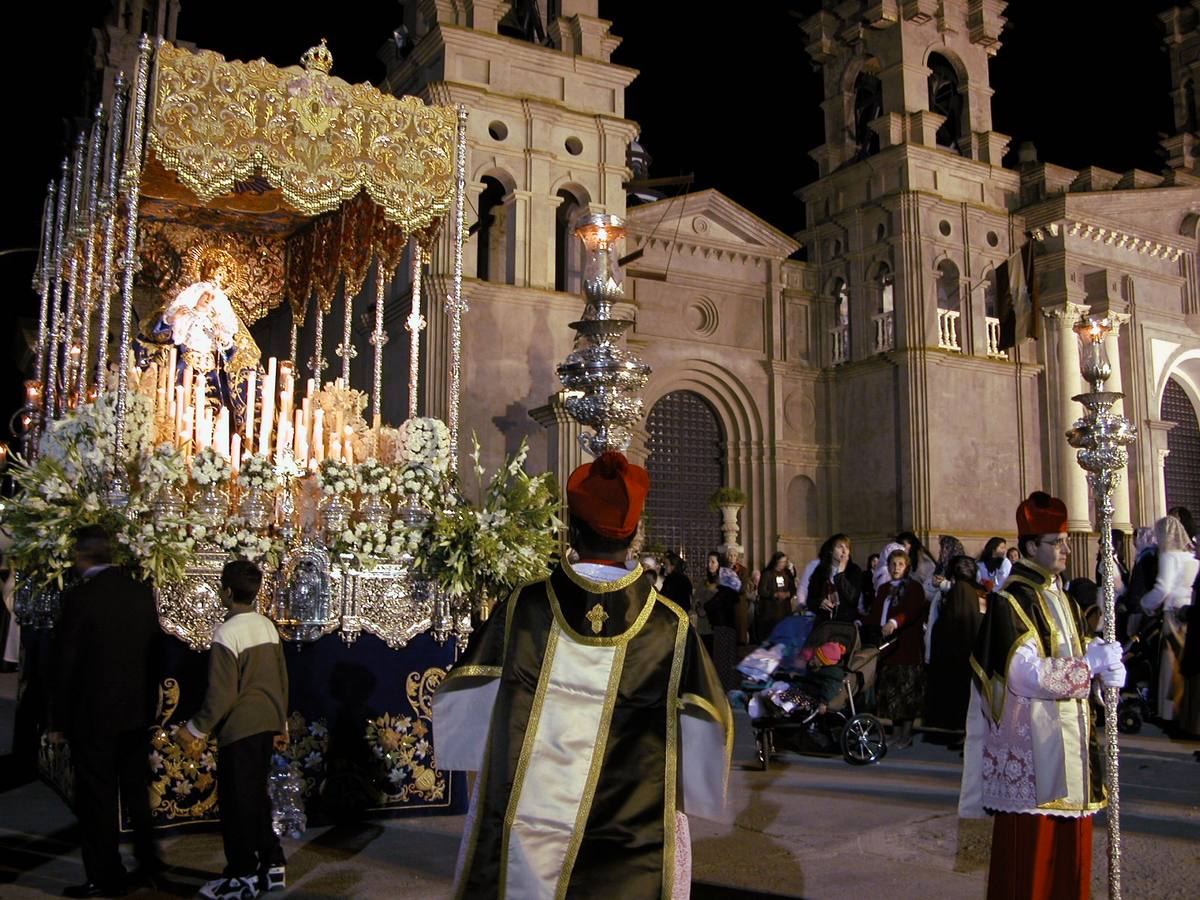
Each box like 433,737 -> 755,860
708,486 -> 748,511
409,434 -> 562,598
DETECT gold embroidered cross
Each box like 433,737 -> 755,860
585,603 -> 608,635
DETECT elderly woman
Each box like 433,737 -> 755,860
1141,515 -> 1199,723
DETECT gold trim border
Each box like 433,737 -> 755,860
546,580 -> 657,647
555,642 -> 628,897
661,606 -> 689,898
563,560 -> 644,593
497,625 -> 560,900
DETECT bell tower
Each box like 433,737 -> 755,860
803,0 -> 1010,175
1162,2 -> 1200,173
379,1 -> 640,477
796,0 -> 1028,545
382,0 -> 638,290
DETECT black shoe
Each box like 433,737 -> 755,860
62,882 -> 128,898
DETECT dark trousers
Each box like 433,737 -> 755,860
70,728 -> 157,886
217,732 -> 284,878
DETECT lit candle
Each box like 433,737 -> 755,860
312,408 -> 325,463
276,417 -> 290,464
344,426 -> 354,466
294,409 -> 306,465
243,369 -> 256,447
214,406 -> 230,458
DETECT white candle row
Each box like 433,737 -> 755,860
144,355 -> 357,474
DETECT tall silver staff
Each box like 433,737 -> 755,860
1066,315 -> 1136,900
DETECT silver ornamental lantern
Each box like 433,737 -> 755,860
1065,315 -> 1136,900
556,214 -> 651,456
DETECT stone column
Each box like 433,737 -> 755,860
502,190 -> 533,287
529,390 -> 584,501
1048,302 -> 1093,531
1144,419 -> 1177,522
463,182 -> 484,280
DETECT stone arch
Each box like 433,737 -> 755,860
925,49 -> 966,151
1154,348 -> 1200,414
471,162 -> 518,194
472,163 -> 518,285
553,182 -> 591,294
786,475 -> 820,539
644,359 -> 767,561
868,259 -> 894,314
935,258 -> 961,310
1161,377 -> 1200,516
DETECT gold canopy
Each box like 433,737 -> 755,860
146,40 -> 458,235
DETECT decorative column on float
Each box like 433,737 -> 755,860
1066,315 -> 1136,900
555,213 -> 651,457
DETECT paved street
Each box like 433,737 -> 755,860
2,671 -> 1198,899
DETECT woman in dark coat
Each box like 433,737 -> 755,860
807,533 -> 862,623
867,548 -> 927,749
757,551 -> 796,638
924,555 -> 986,736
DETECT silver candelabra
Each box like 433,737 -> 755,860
1065,315 -> 1136,900
556,213 -> 651,456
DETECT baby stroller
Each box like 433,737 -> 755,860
745,619 -> 887,768
1115,612 -> 1163,734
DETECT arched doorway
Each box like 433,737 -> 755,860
645,390 -> 725,582
1162,377 -> 1200,515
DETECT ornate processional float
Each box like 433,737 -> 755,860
5,36 -> 561,827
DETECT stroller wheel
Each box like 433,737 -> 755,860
841,713 -> 887,765
1118,703 -> 1143,735
755,731 -> 770,771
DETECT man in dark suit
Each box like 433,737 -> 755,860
48,525 -> 163,898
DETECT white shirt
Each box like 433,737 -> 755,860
795,558 -> 820,610
1141,549 -> 1199,614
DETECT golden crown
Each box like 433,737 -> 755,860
301,38 -> 333,75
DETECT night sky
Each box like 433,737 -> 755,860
1,1 -> 1176,437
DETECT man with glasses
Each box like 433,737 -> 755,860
959,491 -> 1125,900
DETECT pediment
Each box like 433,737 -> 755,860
625,189 -> 798,259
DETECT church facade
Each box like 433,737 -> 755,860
381,0 -> 1200,578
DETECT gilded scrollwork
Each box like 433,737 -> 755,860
147,41 -> 457,234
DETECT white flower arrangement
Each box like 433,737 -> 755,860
338,521 -> 392,566
216,516 -> 282,567
38,391 -> 155,481
238,454 -> 281,493
317,459 -> 355,496
190,446 -> 233,487
355,460 -> 393,496
141,445 -> 189,493
396,417 -> 451,473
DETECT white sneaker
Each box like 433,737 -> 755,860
259,865 -> 286,892
199,875 -> 261,899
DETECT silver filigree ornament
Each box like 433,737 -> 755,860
556,214 -> 651,456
